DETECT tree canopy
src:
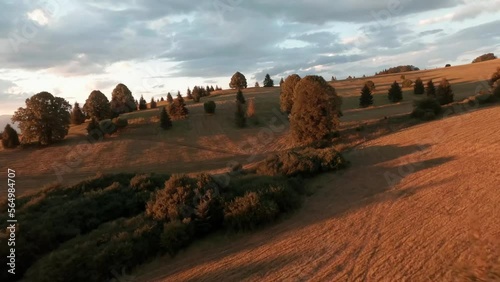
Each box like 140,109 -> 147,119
229,71 -> 247,89
110,83 -> 136,116
83,90 -> 111,121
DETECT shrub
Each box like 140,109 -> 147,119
161,220 -> 194,255
359,84 -> 373,108
489,67 -> 500,87
224,192 -> 279,231
98,119 -> 117,135
159,107 -> 172,129
411,98 -> 442,120
204,101 -> 216,114
388,81 -> 403,102
426,79 -> 436,98
436,78 -> 454,105
414,78 -> 425,94
402,79 -> 413,88
246,99 -> 256,118
112,117 -> 128,128
86,118 -> 102,138
1,124 -> 20,149
236,89 -> 246,104
290,75 -> 341,144
235,101 -> 246,128
256,146 -> 347,177
472,52 -> 497,63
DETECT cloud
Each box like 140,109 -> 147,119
419,14 -> 454,25
419,29 -> 444,36
452,0 -> 500,21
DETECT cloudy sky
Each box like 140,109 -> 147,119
0,0 -> 499,115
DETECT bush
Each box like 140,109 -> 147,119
411,98 -> 442,120
161,220 -> 194,255
246,99 -> 256,118
472,52 -> 497,63
490,67 -> 500,87
256,146 -> 347,177
98,119 -> 117,135
402,79 -> 413,88
436,78 -> 454,105
204,101 -> 216,114
112,117 -> 128,128
1,124 -> 20,149
280,74 -> 301,114
160,107 -> 172,129
224,192 -> 279,231
235,101 -> 246,128
414,78 -> 425,95
426,79 -> 436,98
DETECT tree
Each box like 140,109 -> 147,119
436,78 -> 454,105
388,81 -> 403,103
1,124 -> 20,149
279,77 -> 284,86
159,107 -> 172,129
255,82 -> 260,87
263,74 -> 274,87
204,101 -> 216,114
169,93 -> 189,118
235,101 -> 246,128
167,92 -> 173,103
236,89 -> 246,104
210,85 -> 215,92
472,53 -> 497,63
280,74 -> 301,114
359,84 -> 373,108
290,75 -> 341,144
192,86 -> 202,102
86,117 -> 100,136
150,97 -> 157,109
138,95 -> 147,110
445,64 -> 451,67
12,92 -> 71,145
83,90 -> 111,121
110,83 -> 135,116
160,97 -> 164,101
246,99 -> 256,118
70,102 -> 86,125
206,85 -> 211,95
414,78 -> 425,95
229,71 -> 247,89
426,79 -> 436,98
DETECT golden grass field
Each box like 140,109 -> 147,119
0,59 -> 499,281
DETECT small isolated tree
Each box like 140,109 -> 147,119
472,53 -> 497,63
229,71 -> 247,89
255,82 -> 260,88
70,102 -> 86,125
388,81 -> 403,103
138,95 -> 147,110
160,97 -> 164,102
186,88 -> 193,100
167,92 -> 173,103
13,92 -> 71,145
2,124 -> 20,149
159,107 -> 172,129
445,64 -> 451,67
436,78 -> 454,105
414,78 -> 425,95
169,93 -> 189,118
83,90 -> 111,121
426,79 -> 436,98
236,89 -> 245,104
263,74 -> 274,87
110,83 -> 136,116
364,80 -> 376,92
204,101 -> 216,114
359,84 -> 373,108
246,98 -> 256,118
290,75 -> 341,144
150,97 -> 157,109
280,77 -> 284,86
192,86 -> 202,102
235,101 -> 246,128
280,74 -> 301,114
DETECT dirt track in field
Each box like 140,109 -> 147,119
134,105 -> 500,282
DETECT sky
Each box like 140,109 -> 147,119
0,0 -> 499,115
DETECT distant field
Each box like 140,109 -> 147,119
0,59 -> 499,196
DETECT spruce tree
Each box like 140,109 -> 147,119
426,80 -> 436,98
206,85 -> 210,95
70,102 -> 86,125
388,81 -> 403,103
160,97 -> 164,101
2,124 -> 20,149
414,78 -> 425,95
236,89 -> 246,104
235,101 -> 246,128
255,81 -> 260,87
150,97 -> 157,109
192,86 -> 201,102
186,88 -> 193,100
436,78 -> 454,105
169,93 -> 189,118
279,77 -> 284,86
263,74 -> 274,87
139,95 -> 147,110
159,107 -> 172,129
167,93 -> 173,103
210,85 -> 215,92
359,84 -> 373,108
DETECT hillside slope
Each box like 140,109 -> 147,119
135,105 -> 500,281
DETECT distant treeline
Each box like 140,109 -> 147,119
375,65 -> 420,75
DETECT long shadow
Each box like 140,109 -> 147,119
134,144 -> 457,280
